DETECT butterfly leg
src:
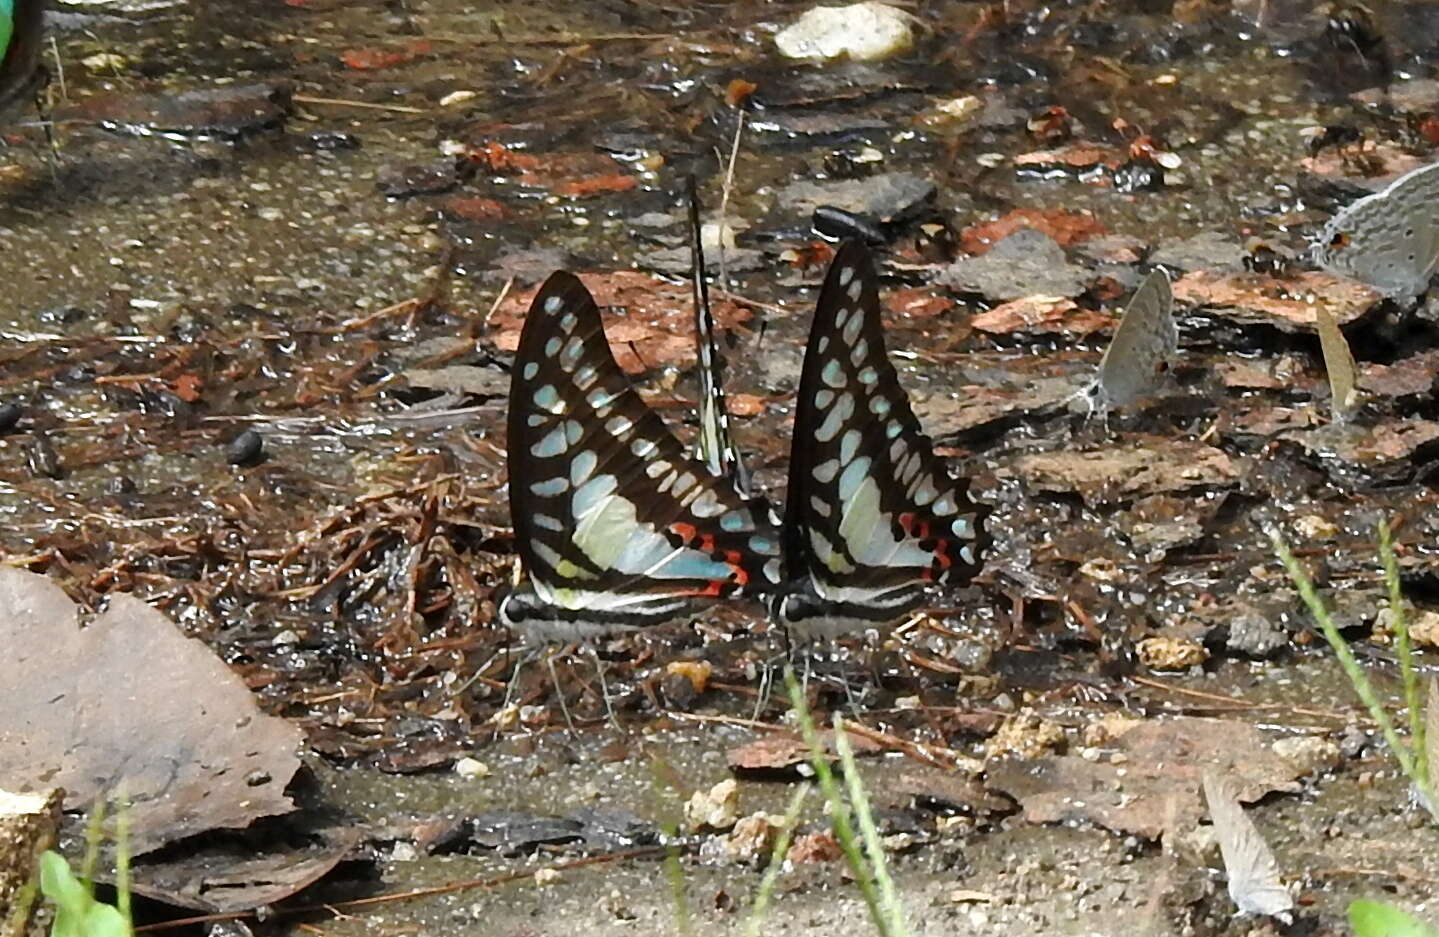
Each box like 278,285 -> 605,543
546,648 -> 580,738
588,644 -> 621,730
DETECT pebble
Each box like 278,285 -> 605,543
775,2 -> 913,61
0,402 -> 20,434
455,757 -> 490,780
225,429 -> 264,465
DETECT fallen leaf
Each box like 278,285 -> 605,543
970,296 -> 1111,338
960,208 -> 1105,255
1172,270 -> 1379,332
1013,142 -> 1118,170
727,729 -> 881,771
0,568 -> 303,855
340,41 -> 431,70
883,287 -> 955,322
466,141 -> 635,197
1010,439 -> 1240,503
985,717 -> 1336,839
441,196 -> 507,221
488,271 -> 753,374
171,373 -> 203,402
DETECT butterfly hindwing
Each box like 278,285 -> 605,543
1314,160 -> 1439,302
687,177 -> 752,497
1087,269 -> 1176,413
503,272 -> 781,638
779,241 -> 990,624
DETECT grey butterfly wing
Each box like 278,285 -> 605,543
1201,772 -> 1294,922
1088,270 -> 1176,411
1314,161 -> 1439,302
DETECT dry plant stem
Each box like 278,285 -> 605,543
743,784 -> 809,937
1381,520 -> 1428,790
1271,531 -> 1422,792
115,795 -> 131,930
783,668 -> 891,937
834,716 -> 912,937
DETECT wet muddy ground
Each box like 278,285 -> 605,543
8,0 -> 1439,934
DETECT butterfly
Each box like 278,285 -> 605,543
1201,771 -> 1295,923
771,241 -> 990,633
1314,303 -> 1360,423
1313,160 -> 1439,304
1079,269 -> 1177,417
498,235 -> 781,642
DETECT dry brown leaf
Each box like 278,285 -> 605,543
970,296 -> 1112,337
1010,439 -> 1239,503
1172,270 -> 1379,331
985,717 -> 1333,839
488,270 -> 752,374
0,568 -> 303,856
960,208 -> 1106,255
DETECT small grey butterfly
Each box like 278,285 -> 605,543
1080,269 -> 1177,415
1201,771 -> 1295,924
1313,160 -> 1439,304
1314,303 -> 1360,422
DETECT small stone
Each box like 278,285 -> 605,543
391,841 -> 418,862
775,2 -> 913,61
455,757 -> 490,780
0,403 -> 19,434
985,709 -> 1064,760
725,813 -> 782,862
665,660 -> 713,694
1136,636 -> 1209,670
225,429 -> 264,466
533,867 -> 562,886
685,778 -> 740,832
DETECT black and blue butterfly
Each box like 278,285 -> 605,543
500,208 -> 990,637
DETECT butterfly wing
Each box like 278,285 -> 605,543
1088,270 -> 1176,412
1201,772 -> 1295,922
503,272 -> 781,638
1315,161 -> 1439,302
687,177 -> 753,498
779,241 -> 990,625
1314,303 -> 1359,422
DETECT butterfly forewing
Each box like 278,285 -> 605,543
1088,269 -> 1176,413
1314,160 -> 1439,302
504,272 -> 781,638
1201,772 -> 1294,922
1315,303 -> 1359,422
781,241 -> 990,623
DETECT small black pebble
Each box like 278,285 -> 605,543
0,402 -> 20,434
108,475 -> 137,495
226,429 -> 264,465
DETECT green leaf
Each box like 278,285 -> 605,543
38,851 -> 87,912
83,903 -> 130,937
1350,899 -> 1439,937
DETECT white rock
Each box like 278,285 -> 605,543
775,2 -> 914,62
455,757 -> 490,779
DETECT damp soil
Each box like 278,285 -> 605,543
7,0 -> 1439,934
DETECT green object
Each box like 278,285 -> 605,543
37,851 -> 131,937
0,0 -> 13,66
1350,899 -> 1439,937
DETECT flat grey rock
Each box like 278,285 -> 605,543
777,172 -> 935,223
938,228 -> 1089,301
1149,232 -> 1247,273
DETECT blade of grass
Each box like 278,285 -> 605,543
783,667 -> 890,936
743,784 -> 809,937
834,715 -> 911,937
1382,519 -> 1427,790
1272,529 -> 1417,781
80,799 -> 107,896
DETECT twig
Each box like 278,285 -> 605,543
292,94 -> 427,115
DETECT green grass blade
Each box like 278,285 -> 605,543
1272,530 -> 1417,781
743,784 -> 809,937
834,716 -> 911,937
1380,520 -> 1426,790
783,667 -> 889,936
